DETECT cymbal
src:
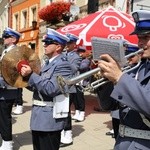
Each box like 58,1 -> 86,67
1,45 -> 41,88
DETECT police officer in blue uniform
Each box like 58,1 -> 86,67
0,27 -> 21,150
75,47 -> 91,122
65,33 -> 82,74
124,42 -> 140,65
20,28 -> 74,150
105,42 -> 140,140
98,10 -> 150,150
60,33 -> 82,145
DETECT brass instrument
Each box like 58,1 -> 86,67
1,45 -> 41,87
57,49 -> 143,92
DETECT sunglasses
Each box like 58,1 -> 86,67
43,40 -> 59,46
67,41 -> 75,44
2,33 -> 13,39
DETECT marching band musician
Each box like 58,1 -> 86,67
98,10 -> 150,150
20,28 -> 74,150
1,28 -> 24,116
75,46 -> 91,121
124,42 -> 141,66
77,46 -> 91,88
106,42 -> 140,140
60,33 -> 82,145
0,27 -> 21,150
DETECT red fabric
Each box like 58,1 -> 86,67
17,60 -> 29,73
57,6 -> 138,51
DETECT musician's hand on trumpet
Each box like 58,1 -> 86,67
98,54 -> 123,84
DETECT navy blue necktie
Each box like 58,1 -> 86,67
144,60 -> 150,75
45,59 -> 49,65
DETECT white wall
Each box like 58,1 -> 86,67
0,1 -> 9,37
115,0 -> 127,12
133,0 -> 150,11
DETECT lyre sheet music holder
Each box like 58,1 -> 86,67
91,37 -> 126,67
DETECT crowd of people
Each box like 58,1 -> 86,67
0,9 -> 150,150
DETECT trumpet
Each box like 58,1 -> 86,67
57,49 -> 143,92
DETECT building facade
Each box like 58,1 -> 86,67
11,0 -> 40,54
0,0 -> 149,58
0,0 -> 9,54
132,0 -> 150,11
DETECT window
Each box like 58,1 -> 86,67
32,7 -> 37,21
99,0 -> 115,10
23,11 -> 27,28
21,9 -> 28,29
64,0 -> 76,3
46,0 -> 53,5
29,42 -> 36,50
29,5 -> 38,27
13,13 -> 19,30
0,17 -> 2,37
3,12 -> 7,31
